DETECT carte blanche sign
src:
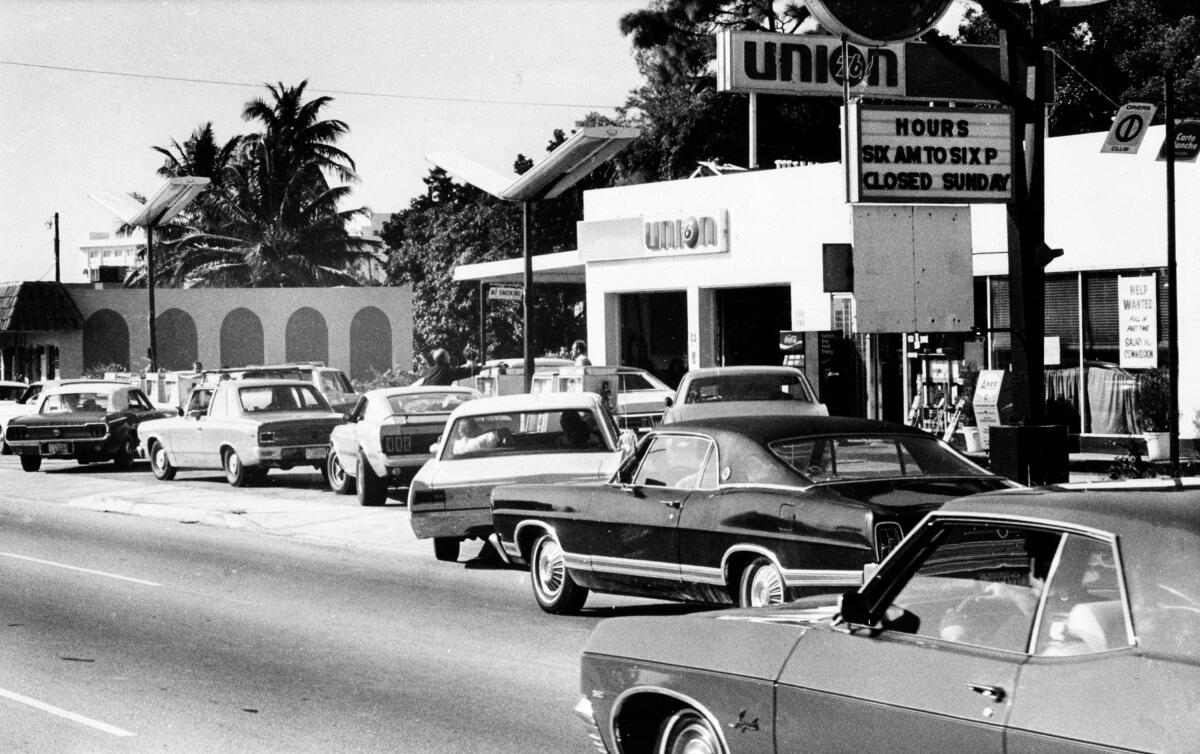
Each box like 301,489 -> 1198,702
1118,275 -> 1158,369
642,210 -> 729,256
847,103 -> 1014,204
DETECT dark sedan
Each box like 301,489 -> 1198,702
576,483 -> 1200,753
4,382 -> 175,471
490,415 -> 1014,614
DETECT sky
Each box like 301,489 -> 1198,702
0,0 -> 971,285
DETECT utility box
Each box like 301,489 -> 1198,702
988,424 -> 1069,486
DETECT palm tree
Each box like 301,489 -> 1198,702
130,82 -> 379,288
154,143 -> 379,287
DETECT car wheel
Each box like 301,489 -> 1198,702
19,454 -> 41,472
433,537 -> 460,562
738,556 -> 786,608
355,451 -> 387,506
112,437 -> 137,470
530,532 -> 587,614
224,449 -> 254,487
657,709 -> 724,754
326,448 -> 354,495
149,440 -> 177,481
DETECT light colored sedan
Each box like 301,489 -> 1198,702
139,379 -> 344,487
408,392 -> 635,562
326,385 -> 481,506
662,365 -> 827,423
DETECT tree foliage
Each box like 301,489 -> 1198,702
130,81 -> 379,288
956,0 -> 1200,135
382,150 -> 587,364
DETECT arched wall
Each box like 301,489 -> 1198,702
156,308 -> 198,371
349,306 -> 393,380
285,307 -> 329,364
83,309 -> 130,372
220,308 -> 265,368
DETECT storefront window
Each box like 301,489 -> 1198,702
619,292 -> 687,387
982,269 -> 1169,436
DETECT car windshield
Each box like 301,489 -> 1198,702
620,372 -> 668,392
443,408 -> 611,460
684,373 -> 812,404
42,391 -> 111,413
769,435 -> 988,481
321,370 -> 353,394
387,392 -> 475,415
239,385 -> 329,413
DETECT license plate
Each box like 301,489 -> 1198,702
305,447 -> 327,460
46,442 -> 70,455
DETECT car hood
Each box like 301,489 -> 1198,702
583,598 -> 840,679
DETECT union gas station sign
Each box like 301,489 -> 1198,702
847,104 -> 1014,203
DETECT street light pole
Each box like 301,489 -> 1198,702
53,212 -> 60,283
146,225 -> 158,372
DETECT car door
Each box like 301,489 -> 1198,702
774,519 -> 1060,753
570,434 -> 710,595
173,387 -> 214,465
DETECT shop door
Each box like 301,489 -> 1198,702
618,292 -> 687,387
716,286 -> 790,366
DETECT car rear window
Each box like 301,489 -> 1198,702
42,391 -> 111,413
388,392 -> 475,415
443,408 -> 610,460
685,374 -> 812,404
239,385 -> 328,412
770,435 -> 989,481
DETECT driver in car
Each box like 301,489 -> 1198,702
451,417 -> 507,456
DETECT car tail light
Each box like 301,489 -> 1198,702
411,489 -> 446,506
874,522 -> 904,561
88,423 -> 107,438
383,433 -> 413,454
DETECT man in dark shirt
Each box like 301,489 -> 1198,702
419,348 -> 480,386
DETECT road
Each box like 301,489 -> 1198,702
0,456 -> 696,752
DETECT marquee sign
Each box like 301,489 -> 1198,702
847,103 -> 1014,204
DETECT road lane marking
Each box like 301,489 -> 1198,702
0,553 -> 161,587
0,687 -> 135,737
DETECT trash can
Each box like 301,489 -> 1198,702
988,424 -> 1069,486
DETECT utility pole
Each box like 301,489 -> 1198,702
52,212 -> 60,282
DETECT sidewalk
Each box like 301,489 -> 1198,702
64,476 -> 426,557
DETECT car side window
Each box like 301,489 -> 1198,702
883,523 -> 1064,653
633,435 -> 710,488
1034,534 -> 1132,656
128,390 -> 154,411
187,389 -> 213,415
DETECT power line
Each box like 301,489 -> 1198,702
0,59 -> 625,111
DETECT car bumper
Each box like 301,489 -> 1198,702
366,450 -> 429,481
8,437 -> 118,460
408,507 -> 492,540
252,444 -> 329,466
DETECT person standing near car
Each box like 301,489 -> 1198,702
571,340 -> 592,366
418,347 -> 480,386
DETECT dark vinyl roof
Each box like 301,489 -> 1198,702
0,282 -> 84,332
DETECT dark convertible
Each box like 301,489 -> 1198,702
490,415 -> 1015,614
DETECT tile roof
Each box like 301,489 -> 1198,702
0,281 -> 84,332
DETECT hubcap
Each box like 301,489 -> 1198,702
665,717 -> 720,754
535,538 -> 564,599
747,564 -> 784,606
227,453 -> 240,475
329,454 -> 344,484
154,447 -> 166,470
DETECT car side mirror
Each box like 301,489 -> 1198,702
838,590 -> 871,626
664,396 -> 674,408
429,442 -> 440,455
343,412 -> 355,422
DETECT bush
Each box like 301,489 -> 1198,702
1135,367 -> 1170,432
352,367 -> 419,393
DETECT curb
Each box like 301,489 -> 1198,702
68,496 -> 261,531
